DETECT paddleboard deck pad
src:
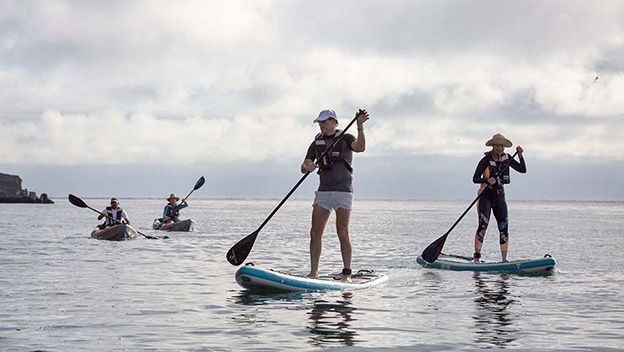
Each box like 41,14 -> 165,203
235,264 -> 388,292
417,253 -> 556,273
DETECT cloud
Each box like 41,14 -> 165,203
0,109 -> 320,165
0,0 -> 623,167
2,107 -> 624,167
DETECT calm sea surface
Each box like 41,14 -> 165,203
1,198 -> 623,351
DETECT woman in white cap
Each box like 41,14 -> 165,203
301,108 -> 369,281
162,193 -> 188,224
472,133 -> 526,263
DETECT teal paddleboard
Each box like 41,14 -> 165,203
417,253 -> 556,273
235,264 -> 388,292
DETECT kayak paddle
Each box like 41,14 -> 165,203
68,194 -> 162,240
155,176 -> 205,227
226,109 -> 366,266
183,176 -> 205,201
420,151 -> 519,263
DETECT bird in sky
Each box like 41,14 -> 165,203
594,76 -> 599,82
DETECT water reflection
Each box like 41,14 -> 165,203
307,292 -> 358,347
472,273 -> 518,347
228,289 -> 359,348
230,289 -> 304,306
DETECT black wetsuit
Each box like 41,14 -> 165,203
472,152 -> 526,245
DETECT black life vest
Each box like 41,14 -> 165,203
486,152 -> 511,189
105,206 -> 124,226
314,130 -> 353,173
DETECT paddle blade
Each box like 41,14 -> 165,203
194,176 -> 205,191
68,194 -> 88,208
421,234 -> 448,263
226,231 -> 259,266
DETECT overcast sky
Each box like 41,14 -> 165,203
1,0 -> 623,201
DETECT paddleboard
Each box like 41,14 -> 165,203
235,264 -> 388,292
417,253 -> 556,273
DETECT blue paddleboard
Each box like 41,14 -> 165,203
235,264 -> 388,292
417,253 -> 556,273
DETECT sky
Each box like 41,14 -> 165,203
1,0 -> 623,201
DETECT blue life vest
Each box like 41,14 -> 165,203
164,204 -> 181,222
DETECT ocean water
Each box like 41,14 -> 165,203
0,198 -> 623,351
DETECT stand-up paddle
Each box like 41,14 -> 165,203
68,194 -> 161,240
226,109 -> 365,266
420,151 -> 519,263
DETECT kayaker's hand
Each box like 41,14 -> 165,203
487,177 -> 496,185
181,198 -> 186,203
516,145 -> 524,156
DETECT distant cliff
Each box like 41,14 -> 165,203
0,172 -> 54,204
0,173 -> 22,198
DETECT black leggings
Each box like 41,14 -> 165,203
476,190 -> 509,245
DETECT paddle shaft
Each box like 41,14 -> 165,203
444,151 -> 519,236
255,111 -> 361,234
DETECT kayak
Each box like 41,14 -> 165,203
90,224 -> 139,241
235,263 -> 389,292
417,253 -> 556,273
152,218 -> 196,232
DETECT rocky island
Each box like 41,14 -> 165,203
0,173 -> 54,204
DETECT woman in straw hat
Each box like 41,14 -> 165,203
472,133 -> 526,263
162,193 -> 188,224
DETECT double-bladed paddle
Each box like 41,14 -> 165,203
68,194 -> 161,240
226,109 -> 366,266
420,151 -> 519,263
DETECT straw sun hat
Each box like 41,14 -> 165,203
485,133 -> 512,148
167,193 -> 180,201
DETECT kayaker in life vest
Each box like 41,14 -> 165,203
162,193 -> 188,224
472,133 -> 526,263
98,197 -> 131,228
301,108 -> 369,282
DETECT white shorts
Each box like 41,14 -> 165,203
312,191 -> 353,211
